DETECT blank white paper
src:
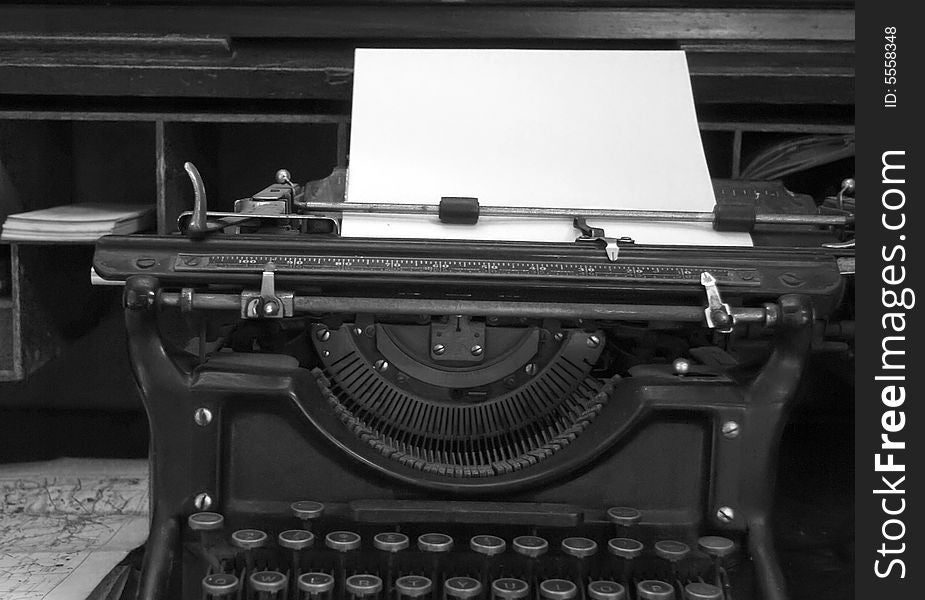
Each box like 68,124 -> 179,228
344,49 -> 752,247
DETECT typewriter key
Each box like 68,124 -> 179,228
280,530 -> 315,551
470,535 -> 506,556
202,573 -> 239,598
346,574 -> 383,598
292,500 -> 325,530
512,536 -> 548,558
561,537 -> 598,558
587,581 -> 626,600
418,533 -> 454,552
606,507 -> 641,528
298,572 -> 335,596
326,531 -> 362,552
491,578 -> 529,600
683,582 -> 723,600
654,541 -> 690,562
250,570 -> 288,596
697,536 -> 734,588
636,580 -> 676,600
445,576 -> 483,600
374,532 -> 410,552
606,538 -> 643,559
396,575 -> 433,598
232,529 -> 268,574
189,511 -> 224,531
539,579 -> 578,600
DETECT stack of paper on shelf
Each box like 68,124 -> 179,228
1,203 -> 155,242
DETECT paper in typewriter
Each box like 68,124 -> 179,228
344,49 -> 752,246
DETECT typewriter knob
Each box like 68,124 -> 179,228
291,500 -> 325,521
587,581 -> 626,600
607,538 -> 643,559
298,572 -> 335,595
396,575 -> 433,598
325,531 -> 362,552
636,580 -> 676,600
539,579 -> 578,600
654,540 -> 691,562
492,578 -> 530,600
606,507 -> 641,527
250,570 -> 288,594
561,537 -> 598,558
683,583 -> 723,600
189,512 -> 224,531
232,529 -> 268,550
697,536 -> 735,558
279,529 -> 315,550
513,535 -> 549,558
471,534 -> 507,556
202,573 -> 239,597
374,532 -> 410,552
418,532 -> 454,552
346,574 -> 383,597
445,576 -> 483,600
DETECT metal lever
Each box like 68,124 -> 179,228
241,264 -> 294,319
700,272 -> 734,333
573,217 -> 626,262
185,162 -> 209,239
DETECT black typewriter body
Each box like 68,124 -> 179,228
94,215 -> 850,600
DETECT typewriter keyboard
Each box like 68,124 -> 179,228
187,503 -> 743,600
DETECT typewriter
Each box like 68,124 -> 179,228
92,155 -> 854,600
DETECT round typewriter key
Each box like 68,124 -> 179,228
587,581 -> 626,600
250,570 -> 288,594
561,537 -> 598,558
326,530 -> 362,552
189,511 -> 224,531
346,574 -> 383,597
417,532 -> 454,552
683,582 -> 723,600
202,573 -> 239,597
654,540 -> 691,562
512,535 -> 549,558
396,575 -> 433,598
232,529 -> 268,549
539,579 -> 578,600
697,536 -> 735,558
279,529 -> 315,550
607,538 -> 643,559
445,576 -> 483,599
606,507 -> 641,527
636,580 -> 676,600
291,500 -> 325,520
298,572 -> 335,594
471,535 -> 506,556
491,578 -> 530,600
374,532 -> 410,552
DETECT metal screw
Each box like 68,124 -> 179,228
354,327 -> 363,336
504,377 -> 517,388
673,358 -> 691,375
316,328 -> 331,342
374,359 -> 389,373
194,407 -> 213,427
554,332 -> 565,342
364,325 -> 376,338
470,345 -> 483,356
276,169 -> 292,184
716,506 -> 735,523
432,344 -> 446,355
396,373 -> 408,384
194,492 -> 213,511
587,335 -> 601,348
263,301 -> 279,316
487,316 -> 500,325
721,421 -> 740,439
322,350 -> 330,358
524,363 -> 537,376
